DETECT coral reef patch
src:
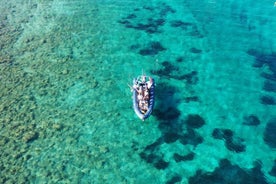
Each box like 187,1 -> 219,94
139,114 -> 205,171
118,2 -> 175,34
166,175 -> 182,184
269,160 -> 276,177
169,20 -> 203,38
261,95 -> 276,105
185,114 -> 205,129
189,159 -> 269,184
243,115 -> 260,126
173,152 -> 195,162
139,41 -> 166,56
263,118 -> 276,148
247,49 -> 276,108
212,128 -> 246,153
151,61 -> 199,84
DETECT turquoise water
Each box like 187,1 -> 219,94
0,0 -> 276,183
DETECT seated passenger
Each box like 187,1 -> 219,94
141,75 -> 146,83
144,89 -> 149,101
146,77 -> 153,89
139,100 -> 148,114
137,86 -> 143,100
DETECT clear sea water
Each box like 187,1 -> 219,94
0,0 -> 276,183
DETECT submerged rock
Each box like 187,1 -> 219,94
261,95 -> 276,105
179,129 -> 204,147
190,47 -> 202,54
185,114 -> 205,128
243,115 -> 260,126
155,107 -> 181,121
189,159 -> 268,184
166,175 -> 182,184
154,158 -> 169,170
269,160 -> 276,177
212,128 -> 246,153
164,132 -> 179,143
263,118 -> 276,148
225,136 -> 246,153
173,152 -> 194,162
23,131 -> 39,143
139,41 -> 166,56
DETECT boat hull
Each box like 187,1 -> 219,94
132,78 -> 155,121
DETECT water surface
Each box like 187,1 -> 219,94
0,0 -> 275,183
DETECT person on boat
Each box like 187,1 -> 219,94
139,100 -> 148,114
141,75 -> 146,83
133,80 -> 139,90
139,100 -> 144,110
144,100 -> 149,110
146,77 -> 153,89
143,88 -> 149,101
137,86 -> 143,101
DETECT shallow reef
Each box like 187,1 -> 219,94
188,159 -> 269,184
139,114 -> 205,173
270,160 -> 276,177
151,60 -> 199,84
263,118 -> 276,148
139,41 -> 166,56
243,115 -> 260,126
118,2 -> 175,34
166,175 -> 182,184
261,95 -> 276,105
247,49 -> 276,107
1,0 -> 276,183
212,128 -> 246,153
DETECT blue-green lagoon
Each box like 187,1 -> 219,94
0,0 -> 275,183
